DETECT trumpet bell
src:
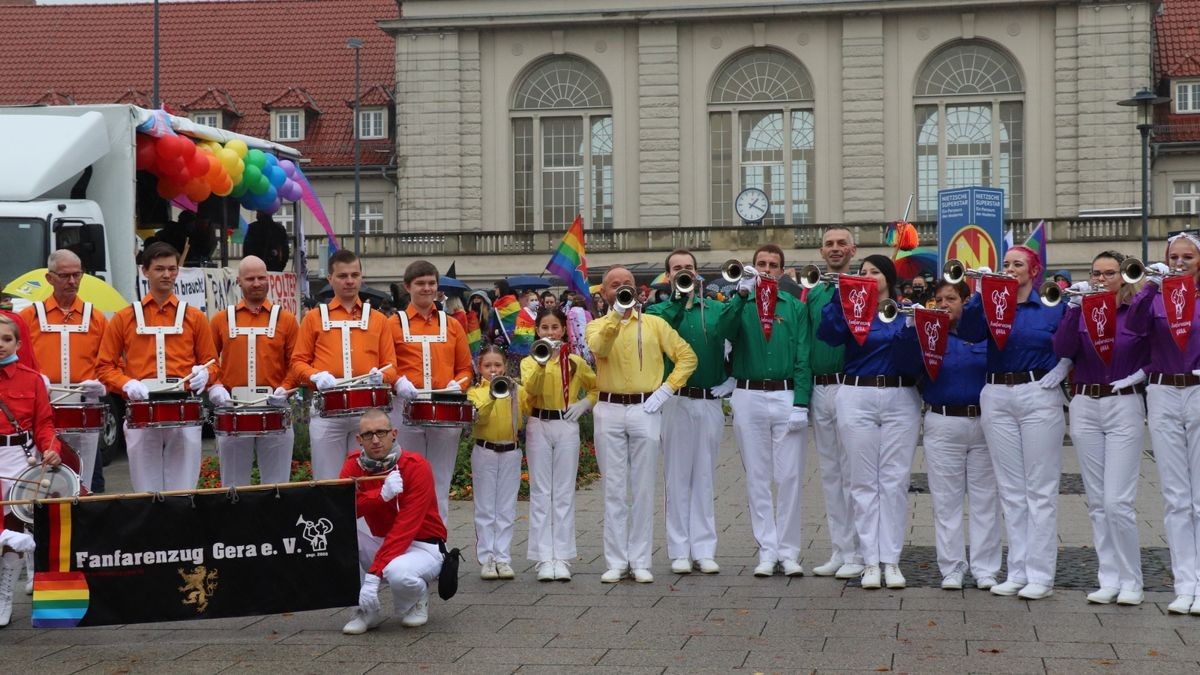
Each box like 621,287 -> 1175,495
672,270 -> 696,296
943,259 -> 966,284
877,298 -> 901,323
720,259 -> 745,284
489,375 -> 515,399
799,264 -> 823,289
614,285 -> 639,313
1038,280 -> 1063,306
531,338 -> 562,365
1121,258 -> 1145,285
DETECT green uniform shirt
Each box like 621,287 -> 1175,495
716,290 -> 813,406
645,296 -> 728,389
804,282 -> 846,376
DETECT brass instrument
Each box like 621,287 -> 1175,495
671,270 -> 697,296
614,285 -> 639,313
1038,281 -> 1108,307
1120,258 -> 1145,284
489,375 -> 515,399
877,298 -> 948,323
720,259 -> 755,284
531,338 -> 563,366
942,259 -> 1011,284
799,264 -> 840,289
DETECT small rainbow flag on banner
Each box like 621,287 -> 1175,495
31,502 -> 89,628
1023,220 -> 1048,274
545,214 -> 589,305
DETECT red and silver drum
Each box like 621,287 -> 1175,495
315,385 -> 393,418
6,464 -> 82,524
403,393 -> 475,428
52,402 -> 107,434
213,406 -> 293,437
125,399 -> 205,429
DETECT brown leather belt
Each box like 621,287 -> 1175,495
987,370 -> 1049,386
1149,373 -> 1200,388
0,431 -> 30,447
677,386 -> 718,400
842,375 -> 916,388
599,391 -> 653,405
928,404 -> 981,418
813,374 -> 842,386
477,441 -> 517,452
1072,383 -> 1147,398
735,379 -> 793,391
531,408 -> 565,420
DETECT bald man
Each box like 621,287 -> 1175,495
208,256 -> 299,486
586,267 -> 696,583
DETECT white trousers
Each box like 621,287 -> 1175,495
525,417 -> 580,562
731,389 -> 805,563
59,431 -> 99,492
922,411 -> 1003,579
216,429 -> 295,487
471,442 -> 522,565
392,409 -> 463,525
811,383 -> 860,565
308,408 -> 360,481
593,401 -> 661,570
1147,384 -> 1200,595
356,519 -> 443,614
0,445 -> 28,520
124,423 -> 202,492
661,396 -> 723,560
979,382 -> 1064,587
835,386 -> 921,566
1070,393 -> 1145,592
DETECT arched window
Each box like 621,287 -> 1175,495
914,41 -> 1024,219
511,56 -> 613,231
709,49 -> 815,226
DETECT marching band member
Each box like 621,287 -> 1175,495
387,260 -> 473,524
804,228 -> 864,579
586,266 -> 696,583
646,249 -> 730,576
958,245 -> 1068,600
467,346 -> 530,580
96,242 -> 219,492
208,256 -> 299,487
291,250 -> 398,480
718,244 -> 812,578
817,255 -> 920,590
521,306 -> 596,581
19,250 -> 108,490
1125,233 -> 1200,614
895,280 -> 1002,591
340,408 -> 446,634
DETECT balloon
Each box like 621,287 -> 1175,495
242,164 -> 262,188
230,181 -> 248,199
156,134 -> 183,159
282,179 -> 302,202
135,137 -> 157,172
264,153 -> 278,169
178,138 -> 196,161
156,155 -> 186,179
245,149 -> 267,169
225,138 -> 249,158
187,152 -> 209,179
156,178 -> 182,200
263,185 -> 278,203
250,174 -> 270,195
265,197 -> 282,214
266,165 -> 286,188
278,159 -> 296,177
217,148 -> 240,173
206,159 -> 225,182
213,177 -> 234,197
185,178 -> 210,203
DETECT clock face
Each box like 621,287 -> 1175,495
735,187 -> 770,223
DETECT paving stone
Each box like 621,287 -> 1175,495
966,639 -> 1116,658
744,650 -> 896,671
513,667 -> 661,675
316,643 -> 469,663
893,653 -> 1047,673
823,636 -> 966,656
1044,657 -> 1200,674
500,618 -> 633,635
536,592 -> 660,607
73,661 -> 235,674
546,632 -> 688,650
682,635 -> 825,653
364,662 -> 514,675
597,647 -> 749,668
38,643 -> 204,662
457,646 -> 606,665
411,631 -> 551,649
175,644 -> 337,661
1112,642 -> 1200,660
1035,624 -> 1184,644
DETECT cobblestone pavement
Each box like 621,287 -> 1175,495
4,425 -> 1199,673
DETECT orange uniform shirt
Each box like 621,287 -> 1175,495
19,296 -> 108,384
388,305 -> 473,390
96,294 -> 219,394
210,300 -> 299,389
291,299 -> 398,385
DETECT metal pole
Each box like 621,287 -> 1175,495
353,48 -> 362,256
152,0 -> 160,108
1140,125 -> 1150,264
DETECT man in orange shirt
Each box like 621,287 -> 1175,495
96,242 -> 218,492
208,256 -> 299,487
291,250 -> 398,480
19,249 -> 108,490
388,260 -> 472,523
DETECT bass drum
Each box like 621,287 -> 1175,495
6,464 -> 81,524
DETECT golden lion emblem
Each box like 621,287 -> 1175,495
177,565 -> 219,613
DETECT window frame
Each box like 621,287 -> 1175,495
358,107 -> 387,140
1173,180 -> 1200,215
349,201 -> 384,235
509,110 -> 613,232
272,110 -> 304,142
274,203 -> 295,235
1176,81 -> 1200,114
189,111 -> 221,129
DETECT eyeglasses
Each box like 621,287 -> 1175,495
49,271 -> 84,281
357,429 -> 392,441
1090,270 -> 1119,279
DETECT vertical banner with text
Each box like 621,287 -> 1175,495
937,187 -> 1006,276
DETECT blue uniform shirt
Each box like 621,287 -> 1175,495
958,292 -> 1063,373
895,327 -> 988,407
818,301 -> 906,377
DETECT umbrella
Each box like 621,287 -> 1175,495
313,283 -> 392,305
439,276 -> 471,295
894,247 -> 939,282
504,275 -> 551,291
4,269 -> 128,312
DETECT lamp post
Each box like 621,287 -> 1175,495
1118,89 -> 1170,262
347,37 -> 364,256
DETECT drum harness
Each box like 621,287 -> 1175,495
132,299 -> 188,383
34,300 -> 92,387
228,304 -> 281,389
319,302 -> 371,379
395,309 -> 448,390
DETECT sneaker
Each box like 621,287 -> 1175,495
400,590 -> 429,627
941,571 -> 964,590
671,558 -> 692,574
975,576 -> 997,590
553,560 -> 572,581
631,568 -> 654,583
1190,596 -> 1200,616
781,559 -> 804,577
883,564 -> 905,589
835,562 -> 866,579
812,558 -> 843,577
753,560 -> 777,577
990,579 -> 1025,596
1086,587 -> 1120,604
1168,594 -> 1194,614
495,562 -> 515,579
1017,583 -> 1053,600
479,560 -> 499,580
536,561 -> 555,582
0,556 -> 18,627
600,568 -> 627,583
1116,590 -> 1144,606
342,607 -> 384,635
860,565 -> 882,589
694,558 -> 720,574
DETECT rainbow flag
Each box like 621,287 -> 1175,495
1023,220 -> 1047,274
31,502 -> 90,628
491,294 -> 520,344
512,309 -> 535,356
545,214 -> 589,304
466,311 -> 483,355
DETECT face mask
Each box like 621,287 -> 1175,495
0,353 -> 17,366
528,301 -> 540,311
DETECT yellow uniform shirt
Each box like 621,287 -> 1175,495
584,311 -> 697,394
520,353 -> 598,411
467,380 -> 531,443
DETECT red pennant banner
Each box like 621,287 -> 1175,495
1162,274 -> 1197,352
915,307 -> 950,380
838,275 -> 878,346
980,275 -> 1019,350
1081,291 -> 1118,365
757,275 -> 779,341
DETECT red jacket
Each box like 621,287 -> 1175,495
340,448 -> 446,576
0,361 -> 57,454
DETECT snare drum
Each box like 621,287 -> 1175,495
315,385 -> 393,418
403,393 -> 475,428
213,406 -> 293,437
126,399 -> 205,429
6,464 -> 81,524
52,402 -> 108,433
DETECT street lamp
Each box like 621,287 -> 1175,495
347,37 -> 364,256
1118,88 -> 1170,262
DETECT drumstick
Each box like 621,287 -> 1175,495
417,376 -> 471,395
335,363 -> 393,387
230,387 -> 299,407
50,391 -> 76,405
158,359 -> 217,393
0,474 -> 53,488
49,385 -> 85,394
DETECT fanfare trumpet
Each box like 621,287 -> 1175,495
720,259 -> 756,284
672,270 -> 697,296
942,259 -> 1010,284
531,338 -> 564,366
877,298 -> 949,323
1038,281 -> 1108,307
613,285 -> 639,313
489,375 -> 516,400
799,264 -> 840,289
1120,258 -> 1146,284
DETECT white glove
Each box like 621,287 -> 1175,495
79,379 -> 106,399
394,375 -> 419,401
0,528 -> 35,553
310,371 -> 337,391
736,272 -> 758,296
123,379 -> 149,401
1067,281 -> 1091,309
787,406 -> 809,431
208,385 -> 231,407
268,387 -> 290,407
380,469 -> 404,501
1111,369 -> 1146,389
709,377 -> 736,398
188,365 -> 209,393
563,398 -> 593,422
905,313 -> 916,328
444,379 -> 462,392
1039,357 -> 1073,389
358,574 -> 381,613
642,383 -> 674,414
1147,262 -> 1172,285
367,367 -> 384,386
976,266 -> 993,276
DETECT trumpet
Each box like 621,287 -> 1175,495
877,298 -> 948,323
1038,281 -> 1109,307
1120,258 -> 1145,284
489,375 -> 516,399
672,270 -> 697,296
942,259 -> 1010,284
721,259 -> 755,284
614,285 -> 639,313
1139,260 -> 1189,283
531,338 -> 563,366
799,264 -> 840,289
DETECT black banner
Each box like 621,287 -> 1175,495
31,483 -> 359,627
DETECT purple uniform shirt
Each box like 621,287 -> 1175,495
1123,282 -> 1200,375
1052,303 -> 1148,384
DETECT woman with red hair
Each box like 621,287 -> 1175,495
958,245 -> 1069,600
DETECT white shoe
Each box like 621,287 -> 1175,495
694,558 -> 720,574
835,562 -> 866,579
495,562 -> 515,580
1017,583 -> 1053,600
975,576 -> 997,590
781,559 -> 804,577
0,554 -> 20,627
941,571 -> 964,590
1190,596 -> 1200,616
883,564 -> 905,589
1086,587 -> 1120,604
753,560 -> 777,577
553,560 -> 571,581
990,580 -> 1025,596
860,565 -> 882,589
600,568 -> 626,583
400,589 -> 429,627
671,558 -> 692,574
813,559 -> 843,576
342,607 -> 383,635
1116,590 -> 1143,606
1168,594 -> 1194,614
479,560 -> 499,580
631,568 -> 654,583
536,561 -> 555,582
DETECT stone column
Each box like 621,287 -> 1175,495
841,14 -> 885,223
638,23 -> 681,229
